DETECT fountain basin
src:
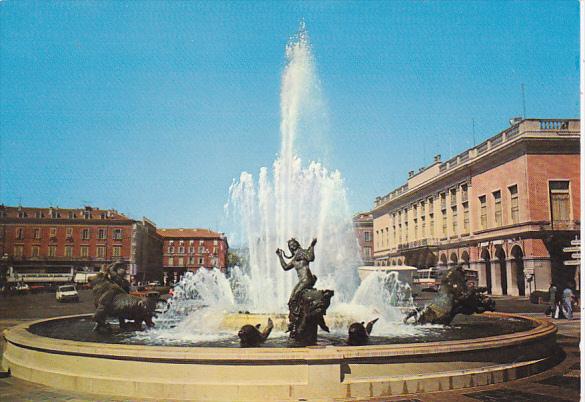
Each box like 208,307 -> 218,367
2,312 -> 557,400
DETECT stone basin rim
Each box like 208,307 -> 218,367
4,312 -> 556,363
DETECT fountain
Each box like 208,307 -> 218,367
1,23 -> 558,401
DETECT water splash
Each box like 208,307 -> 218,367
225,23 -> 361,313
132,24 -> 429,343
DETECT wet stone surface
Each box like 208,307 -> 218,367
27,314 -> 535,348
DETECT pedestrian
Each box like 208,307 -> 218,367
546,283 -> 557,316
562,286 -> 575,320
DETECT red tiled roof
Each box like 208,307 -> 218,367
157,228 -> 225,239
0,205 -> 131,221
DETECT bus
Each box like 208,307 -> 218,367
413,267 -> 441,292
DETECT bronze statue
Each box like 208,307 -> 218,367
238,318 -> 274,347
348,318 -> 378,346
108,261 -> 131,293
91,263 -> 154,332
276,238 -> 318,306
276,237 -> 334,345
403,265 -> 495,325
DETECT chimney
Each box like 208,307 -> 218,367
434,154 -> 441,163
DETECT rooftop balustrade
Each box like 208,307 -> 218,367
374,119 -> 578,209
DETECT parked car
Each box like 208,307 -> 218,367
56,285 -> 79,302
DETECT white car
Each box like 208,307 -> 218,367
56,285 -> 79,302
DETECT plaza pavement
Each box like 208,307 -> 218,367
0,292 -> 580,401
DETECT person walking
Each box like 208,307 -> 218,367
547,283 -> 557,316
562,286 -> 574,320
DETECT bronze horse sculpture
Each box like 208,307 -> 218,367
91,262 -> 155,332
404,266 -> 495,325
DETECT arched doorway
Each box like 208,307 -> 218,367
425,252 -> 437,268
439,254 -> 448,267
481,248 -> 492,294
460,250 -> 470,269
511,245 -> 525,296
449,252 -> 458,266
496,247 -> 508,295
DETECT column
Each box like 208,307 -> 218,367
490,258 -> 503,295
472,261 -> 487,288
506,258 -> 519,296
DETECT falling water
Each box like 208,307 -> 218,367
225,23 -> 361,312
139,24 -> 425,343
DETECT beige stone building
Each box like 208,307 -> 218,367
372,118 -> 580,295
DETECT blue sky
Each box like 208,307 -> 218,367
0,1 -> 579,231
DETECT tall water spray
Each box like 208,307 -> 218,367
226,24 -> 361,312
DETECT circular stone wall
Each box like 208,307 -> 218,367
2,312 -> 557,401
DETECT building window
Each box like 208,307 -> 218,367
65,246 -> 73,257
213,247 -> 218,254
364,231 -> 371,242
509,185 -> 519,224
48,245 -> 57,257
189,246 -> 195,253
479,195 -> 487,229
16,227 -> 24,240
440,192 -> 447,210
463,202 -> 469,233
413,219 -> 418,239
51,210 -> 60,218
429,213 -> 434,237
198,246 -> 205,253
113,229 -> 123,240
80,246 -> 89,257
35,211 -> 43,218
14,245 -> 24,257
189,256 -> 195,264
441,210 -> 447,237
178,257 -> 184,266
199,240 -> 204,245
178,246 -> 185,254
98,228 -> 106,239
421,216 -> 426,237
450,188 -> 457,206
66,227 -> 73,239
33,228 -> 41,239
32,246 -> 40,257
68,211 -> 76,219
84,211 -> 91,219
97,246 -> 106,258
82,228 -> 90,240
112,246 -> 121,257
168,257 -> 174,266
198,257 -> 204,265
493,190 -> 502,226
404,222 -> 409,243
50,227 -> 57,238
461,184 -> 468,203
550,181 -> 571,222
168,246 -> 174,254
17,211 -> 26,218
364,247 -> 371,258
213,240 -> 218,246
451,206 -> 457,235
